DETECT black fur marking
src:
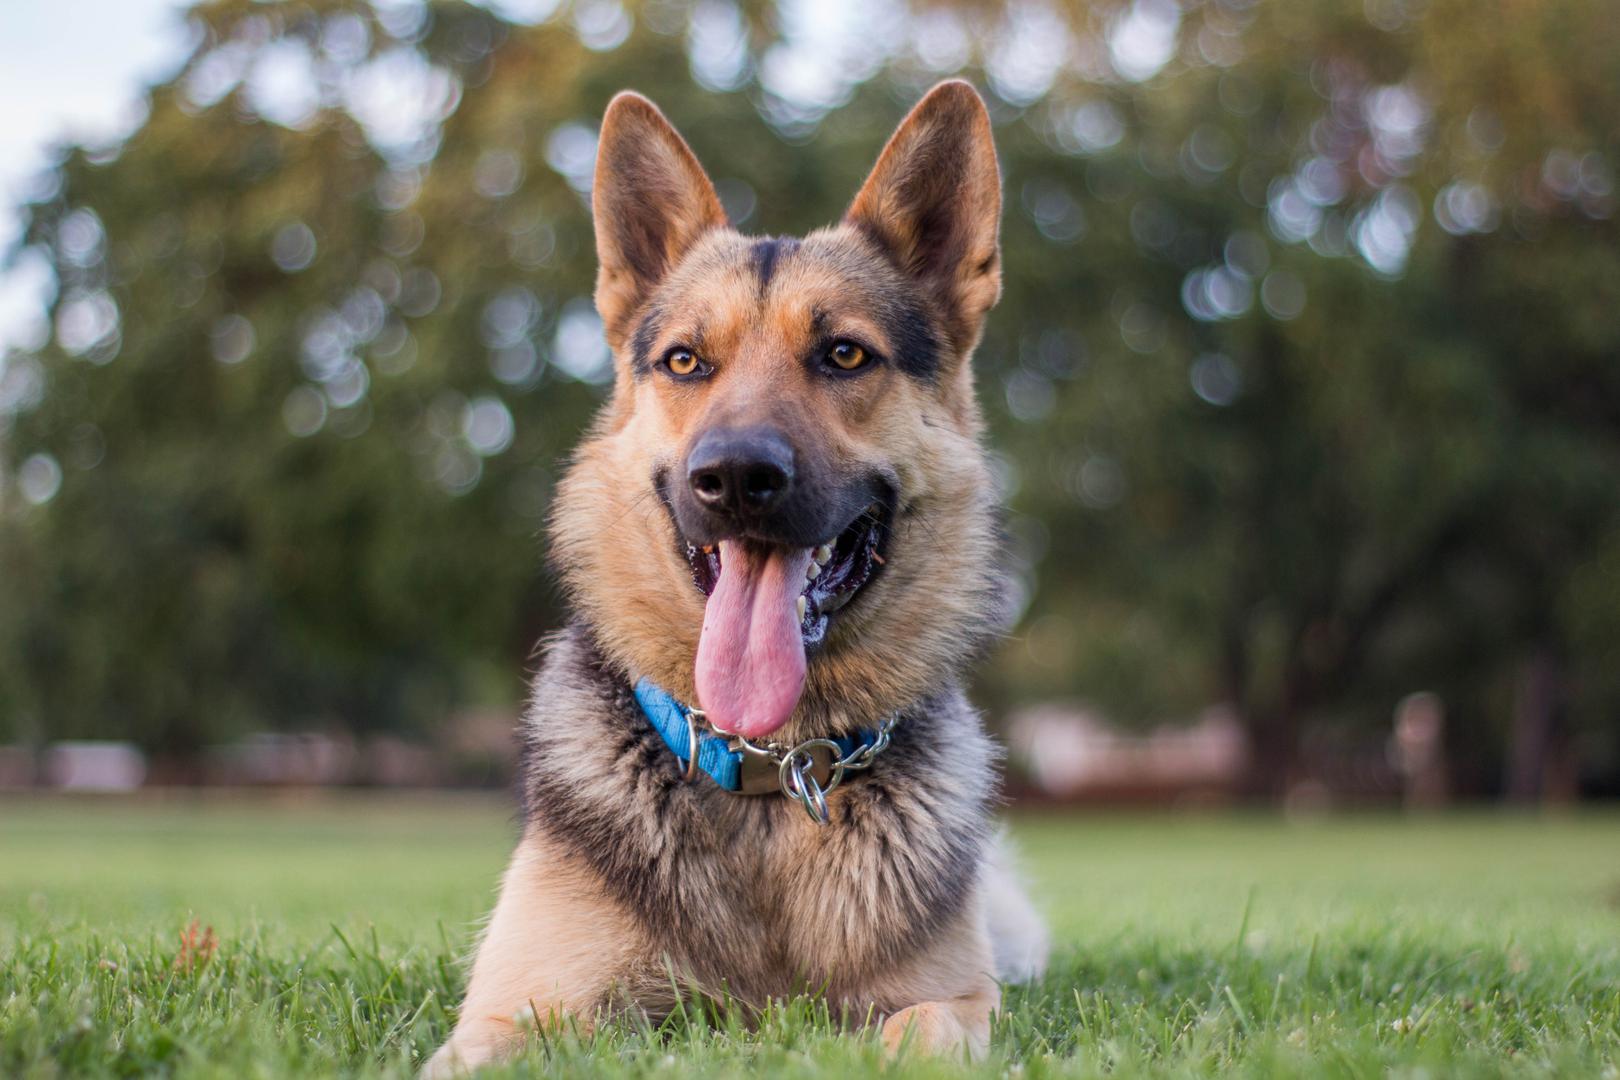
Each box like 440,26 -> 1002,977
877,294 -> 942,381
629,306 -> 664,378
750,236 -> 800,293
838,225 -> 944,382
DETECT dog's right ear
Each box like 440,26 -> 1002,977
846,81 -> 1001,358
591,92 -> 728,348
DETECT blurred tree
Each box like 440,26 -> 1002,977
979,0 -> 1620,795
1,0 -> 1616,795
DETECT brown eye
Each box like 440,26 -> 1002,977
828,342 -> 868,371
665,348 -> 702,377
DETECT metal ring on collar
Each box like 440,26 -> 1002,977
781,753 -> 828,824
698,711 -> 901,820
683,706 -> 704,782
778,738 -> 844,823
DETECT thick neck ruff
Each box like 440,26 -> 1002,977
517,626 -> 997,976
632,677 -> 893,823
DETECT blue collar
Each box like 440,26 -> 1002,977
632,678 -> 871,793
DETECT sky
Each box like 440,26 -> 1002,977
0,0 -> 194,354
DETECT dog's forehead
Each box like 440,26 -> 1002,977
649,227 -> 931,366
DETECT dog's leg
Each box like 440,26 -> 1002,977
879,978 -> 1000,1060
866,890 -> 1001,1060
424,830 -> 645,1077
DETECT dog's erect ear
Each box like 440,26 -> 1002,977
592,92 -> 728,347
846,80 -> 1002,355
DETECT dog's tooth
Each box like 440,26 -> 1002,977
702,545 -> 715,555
814,544 -> 832,564
806,562 -> 820,580
796,595 -> 807,622
871,552 -> 886,565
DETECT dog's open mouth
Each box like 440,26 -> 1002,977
684,504 -> 889,645
678,502 -> 890,740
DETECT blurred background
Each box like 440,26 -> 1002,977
1,0 -> 1617,808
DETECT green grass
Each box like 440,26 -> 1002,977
3,795 -> 1619,1078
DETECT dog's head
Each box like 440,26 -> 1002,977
551,81 -> 1006,739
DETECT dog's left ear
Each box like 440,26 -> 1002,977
592,91 -> 729,348
846,80 -> 1002,356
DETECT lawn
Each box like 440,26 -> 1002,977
3,795 -> 1618,1077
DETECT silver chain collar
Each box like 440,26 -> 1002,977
682,705 -> 899,825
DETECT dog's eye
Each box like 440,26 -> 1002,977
663,348 -> 708,379
826,342 -> 869,372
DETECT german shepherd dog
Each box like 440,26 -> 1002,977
427,80 -> 1046,1075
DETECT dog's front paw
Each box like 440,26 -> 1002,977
421,1038 -> 494,1079
881,1001 -> 987,1060
420,1044 -> 458,1079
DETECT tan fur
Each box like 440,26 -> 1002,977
423,832 -> 659,1078
430,82 -> 1042,1074
869,890 -> 1000,1058
429,825 -> 1010,1075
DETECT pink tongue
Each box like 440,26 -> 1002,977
694,540 -> 811,739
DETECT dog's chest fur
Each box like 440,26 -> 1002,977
519,625 -> 997,1005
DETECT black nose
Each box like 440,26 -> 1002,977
687,426 -> 795,517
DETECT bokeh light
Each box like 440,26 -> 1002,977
0,0 -> 1614,805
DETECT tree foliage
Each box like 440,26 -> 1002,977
2,0 -> 1617,791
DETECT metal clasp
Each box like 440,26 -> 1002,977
703,713 -> 901,824
682,706 -> 705,782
